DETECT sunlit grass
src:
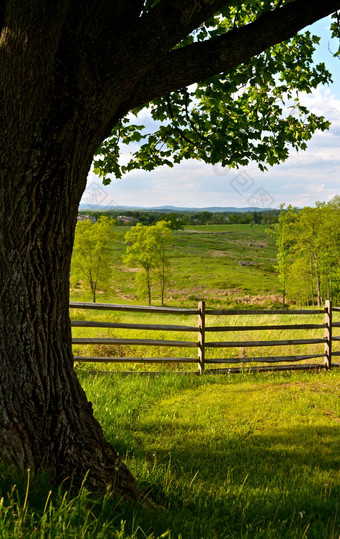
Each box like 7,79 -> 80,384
80,370 -> 340,537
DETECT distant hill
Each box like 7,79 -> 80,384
79,204 -> 277,213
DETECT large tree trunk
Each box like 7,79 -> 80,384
0,2 -> 138,493
0,120 -> 137,495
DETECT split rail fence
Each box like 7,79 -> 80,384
70,300 -> 340,374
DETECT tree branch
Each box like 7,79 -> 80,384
67,0 -> 230,86
134,0 -> 232,55
130,0 -> 340,109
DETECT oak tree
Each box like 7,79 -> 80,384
1,1 -> 340,496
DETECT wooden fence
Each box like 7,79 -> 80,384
70,300 -> 340,374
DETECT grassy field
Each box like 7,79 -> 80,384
1,370 -> 339,537
2,224 -> 338,537
70,224 -> 280,308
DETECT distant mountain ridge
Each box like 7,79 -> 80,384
79,204 -> 277,213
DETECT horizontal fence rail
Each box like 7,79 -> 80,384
205,338 -> 326,348
204,309 -> 325,315
72,337 -> 198,347
205,324 -> 327,331
71,321 -> 198,332
69,302 -> 199,315
70,299 -> 340,375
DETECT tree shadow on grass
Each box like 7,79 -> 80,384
130,421 -> 340,481
126,422 -> 340,537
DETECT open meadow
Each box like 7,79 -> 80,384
3,3 -> 340,536
70,224 -> 281,308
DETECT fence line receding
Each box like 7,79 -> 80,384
70,300 -> 340,374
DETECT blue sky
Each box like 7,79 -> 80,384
82,16 -> 340,210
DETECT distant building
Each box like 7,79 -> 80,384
77,214 -> 97,223
117,215 -> 135,224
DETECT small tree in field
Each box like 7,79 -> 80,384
71,217 -> 115,302
267,205 -> 299,308
123,221 -> 172,305
123,223 -> 155,305
152,221 -> 173,305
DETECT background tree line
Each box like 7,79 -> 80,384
268,197 -> 340,306
78,208 -> 280,227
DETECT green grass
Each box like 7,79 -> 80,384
1,370 -> 339,537
163,224 -> 279,306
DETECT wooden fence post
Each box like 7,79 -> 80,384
324,300 -> 332,369
198,300 -> 205,375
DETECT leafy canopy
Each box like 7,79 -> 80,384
268,198 -> 340,305
93,2 -> 336,183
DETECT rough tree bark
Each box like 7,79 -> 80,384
0,0 -> 339,495
0,0 -> 139,494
